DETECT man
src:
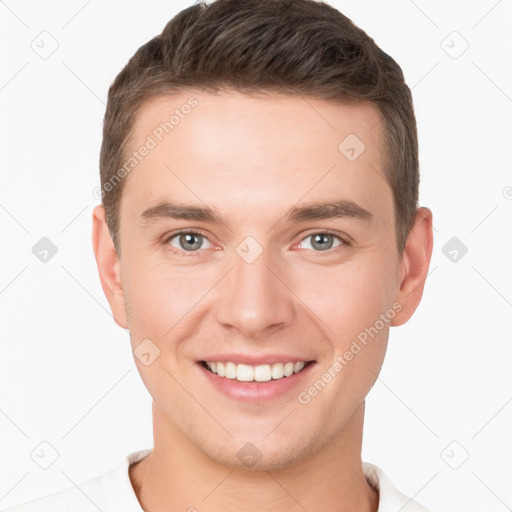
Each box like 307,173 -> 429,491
3,0 -> 433,510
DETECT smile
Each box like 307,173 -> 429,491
201,360 -> 313,382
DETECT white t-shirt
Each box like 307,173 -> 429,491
1,448 -> 431,512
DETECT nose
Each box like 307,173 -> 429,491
215,244 -> 295,339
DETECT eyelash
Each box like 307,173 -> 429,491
162,229 -> 350,257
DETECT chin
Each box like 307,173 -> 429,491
197,430 -> 322,472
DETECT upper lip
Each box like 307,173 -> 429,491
198,354 -> 316,365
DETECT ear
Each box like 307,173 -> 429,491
391,207 -> 434,327
91,204 -> 128,329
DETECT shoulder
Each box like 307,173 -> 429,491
1,449 -> 152,512
362,462 -> 431,512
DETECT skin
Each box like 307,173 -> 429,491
92,89 -> 433,512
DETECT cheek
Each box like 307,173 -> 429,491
123,258 -> 216,337
311,266 -> 393,393
296,256 -> 396,339
122,241 -> 398,346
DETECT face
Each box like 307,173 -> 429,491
94,90 -> 429,470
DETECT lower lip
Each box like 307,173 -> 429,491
197,362 -> 316,402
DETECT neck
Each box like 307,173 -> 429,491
130,401 -> 378,512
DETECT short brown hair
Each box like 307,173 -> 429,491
100,0 -> 419,257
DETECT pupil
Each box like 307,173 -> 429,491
312,233 -> 333,251
181,233 -> 201,251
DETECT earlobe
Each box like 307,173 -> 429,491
91,204 -> 129,329
391,207 -> 434,327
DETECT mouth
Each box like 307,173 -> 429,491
195,353 -> 317,401
199,360 -> 315,382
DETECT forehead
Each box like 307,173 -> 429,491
119,89 -> 391,230
132,89 -> 384,156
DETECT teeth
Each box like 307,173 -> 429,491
217,362 -> 226,377
254,364 -> 272,382
204,360 -> 309,382
225,362 -> 237,379
271,363 -> 284,379
284,362 -> 294,376
237,363 -> 254,382
294,361 -> 305,373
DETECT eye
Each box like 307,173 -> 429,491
297,230 -> 347,252
165,231 -> 214,255
163,229 -> 349,257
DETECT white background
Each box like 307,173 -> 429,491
0,1 -> 511,511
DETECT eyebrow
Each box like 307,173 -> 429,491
140,199 -> 373,226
